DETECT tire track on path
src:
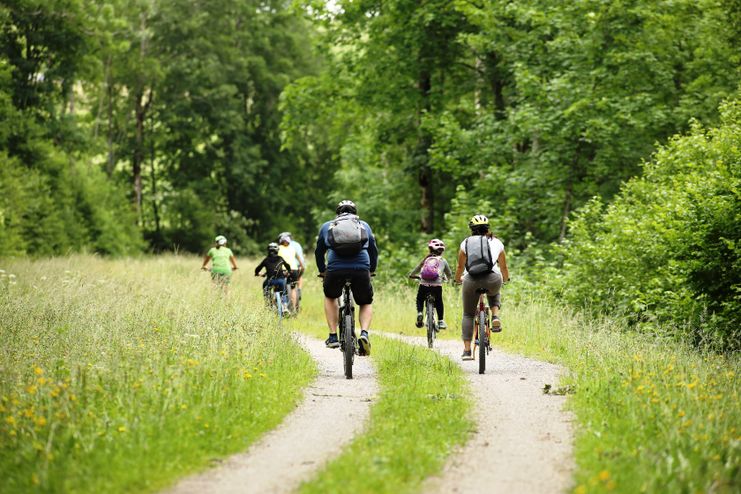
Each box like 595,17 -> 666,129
382,332 -> 575,494
165,333 -> 378,494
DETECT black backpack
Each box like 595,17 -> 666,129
464,235 -> 494,276
328,214 -> 368,256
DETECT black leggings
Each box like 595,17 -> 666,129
416,285 -> 444,320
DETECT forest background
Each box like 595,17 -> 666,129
0,0 -> 739,350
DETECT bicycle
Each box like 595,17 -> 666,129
410,276 -> 439,349
338,278 -> 358,379
473,288 -> 491,374
261,274 -> 289,321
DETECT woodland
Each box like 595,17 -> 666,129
1,0 -> 739,349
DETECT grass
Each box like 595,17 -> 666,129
287,273 -> 473,494
0,256 -> 316,493
372,276 -> 738,492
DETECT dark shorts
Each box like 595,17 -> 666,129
323,270 -> 374,305
290,270 -> 301,286
211,271 -> 231,284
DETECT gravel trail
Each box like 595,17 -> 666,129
165,333 -> 378,494
382,332 -> 575,494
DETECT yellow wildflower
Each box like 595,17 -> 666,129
34,416 -> 47,427
26,385 -> 37,395
678,410 -> 686,418
37,377 -> 47,385
5,415 -> 16,426
598,470 -> 610,482
34,367 -> 44,376
118,426 -> 127,433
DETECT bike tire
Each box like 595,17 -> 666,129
426,299 -> 436,349
478,309 -> 486,374
343,311 -> 354,379
275,292 -> 283,321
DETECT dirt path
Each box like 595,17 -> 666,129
382,332 -> 575,494
165,334 -> 378,494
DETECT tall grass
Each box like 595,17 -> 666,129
323,271 -> 739,493
0,256 -> 315,493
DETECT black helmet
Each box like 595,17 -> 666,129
336,199 -> 357,215
267,242 -> 279,254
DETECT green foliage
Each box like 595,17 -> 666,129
558,97 -> 741,350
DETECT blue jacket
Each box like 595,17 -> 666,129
315,218 -> 378,272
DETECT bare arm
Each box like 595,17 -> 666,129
454,250 -> 466,283
498,250 -> 509,282
201,254 -> 211,270
230,255 -> 238,270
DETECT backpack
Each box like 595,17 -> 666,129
464,236 -> 494,276
328,214 -> 368,256
420,256 -> 442,281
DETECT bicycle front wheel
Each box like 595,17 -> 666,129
478,310 -> 486,374
343,311 -> 354,379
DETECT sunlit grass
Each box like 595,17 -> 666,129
0,256 -> 316,493
495,294 -> 739,493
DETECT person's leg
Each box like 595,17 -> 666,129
461,276 -> 478,353
324,296 -> 339,331
485,272 -> 503,329
416,286 -> 425,313
432,285 -> 444,320
358,304 -> 373,331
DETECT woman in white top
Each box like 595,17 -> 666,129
453,215 -> 510,360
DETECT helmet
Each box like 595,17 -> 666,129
278,235 -> 290,245
428,238 -> 445,252
267,242 -> 279,254
278,231 -> 292,241
336,199 -> 357,215
215,235 -> 227,245
468,215 -> 489,230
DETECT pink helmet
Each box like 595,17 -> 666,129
428,238 -> 445,252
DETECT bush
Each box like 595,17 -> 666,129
559,96 -> 741,351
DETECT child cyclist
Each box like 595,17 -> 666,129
408,239 -> 453,330
254,242 -> 293,313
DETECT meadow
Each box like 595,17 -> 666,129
1,257 -> 738,493
0,256 -> 315,493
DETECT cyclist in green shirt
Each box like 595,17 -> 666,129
201,235 -> 239,293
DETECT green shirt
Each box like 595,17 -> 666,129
208,247 -> 234,274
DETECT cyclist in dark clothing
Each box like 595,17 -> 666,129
255,243 -> 293,302
316,200 -> 377,355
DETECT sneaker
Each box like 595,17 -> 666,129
491,316 -> 502,333
437,320 -> 447,330
325,334 -> 340,349
415,312 -> 423,328
358,330 -> 371,356
461,350 -> 473,361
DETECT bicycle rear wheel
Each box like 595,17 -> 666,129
275,291 -> 283,321
426,299 -> 436,349
478,309 -> 486,374
343,311 -> 354,379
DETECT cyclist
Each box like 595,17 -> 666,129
315,200 -> 377,355
453,215 -> 510,360
254,242 -> 293,313
278,235 -> 305,311
278,231 -> 306,299
408,238 -> 453,330
200,235 -> 238,294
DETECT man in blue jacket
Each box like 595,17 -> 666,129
316,200 -> 378,355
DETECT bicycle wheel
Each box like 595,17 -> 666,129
478,309 -> 487,374
426,298 -> 436,348
275,291 -> 283,321
343,311 -> 354,379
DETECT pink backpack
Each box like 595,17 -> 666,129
420,256 -> 442,281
